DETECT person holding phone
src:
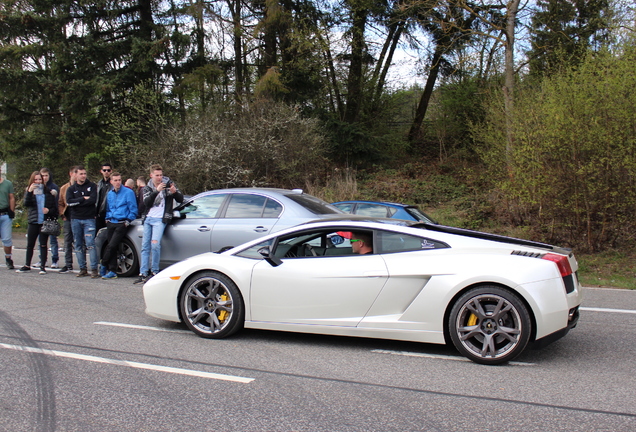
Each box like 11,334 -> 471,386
18,171 -> 58,274
134,164 -> 183,284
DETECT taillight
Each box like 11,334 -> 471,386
542,253 -> 573,277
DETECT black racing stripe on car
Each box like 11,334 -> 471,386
413,223 -> 558,250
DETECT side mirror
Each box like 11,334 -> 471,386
258,246 -> 282,267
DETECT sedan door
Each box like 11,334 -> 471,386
160,193 -> 228,266
249,254 -> 389,327
209,193 -> 283,251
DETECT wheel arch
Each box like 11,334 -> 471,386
442,282 -> 538,346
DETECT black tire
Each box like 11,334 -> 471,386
115,238 -> 139,277
449,286 -> 532,365
179,271 -> 245,339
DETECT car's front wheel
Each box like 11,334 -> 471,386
179,272 -> 244,338
449,286 -> 531,365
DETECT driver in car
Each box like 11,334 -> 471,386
350,232 -> 373,255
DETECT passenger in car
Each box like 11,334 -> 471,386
350,232 -> 373,255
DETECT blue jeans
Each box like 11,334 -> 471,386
71,218 -> 98,270
0,214 -> 12,248
140,217 -> 166,276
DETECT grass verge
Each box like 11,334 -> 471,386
577,250 -> 636,290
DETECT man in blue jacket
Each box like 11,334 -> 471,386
101,172 -> 138,279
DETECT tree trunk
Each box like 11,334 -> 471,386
343,8 -> 367,124
372,22 -> 404,110
503,0 -> 521,170
228,0 -> 244,104
408,45 -> 443,143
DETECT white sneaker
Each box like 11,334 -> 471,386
34,261 -> 41,268
50,262 -> 59,269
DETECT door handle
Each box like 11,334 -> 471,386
198,226 -> 211,232
254,226 -> 268,233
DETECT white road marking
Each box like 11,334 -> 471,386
94,321 -> 191,334
580,307 -> 636,314
0,342 -> 254,383
372,349 -> 536,366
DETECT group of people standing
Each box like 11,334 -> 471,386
1,162 -> 182,283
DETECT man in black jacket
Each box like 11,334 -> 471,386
66,166 -> 99,278
95,162 -> 113,231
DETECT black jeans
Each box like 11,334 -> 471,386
62,218 -> 74,267
26,223 -> 49,267
101,222 -> 128,272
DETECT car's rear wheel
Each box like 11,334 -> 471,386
180,272 -> 244,338
115,238 -> 139,277
449,286 -> 531,365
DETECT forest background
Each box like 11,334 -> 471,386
1,0 -> 635,288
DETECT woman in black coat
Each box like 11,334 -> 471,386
19,171 -> 58,274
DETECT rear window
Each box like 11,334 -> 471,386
285,194 -> 342,215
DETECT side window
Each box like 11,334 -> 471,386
274,230 -> 354,258
181,194 -> 226,218
263,198 -> 283,218
376,231 -> 448,254
356,203 -> 390,218
224,194 -> 267,218
235,239 -> 274,259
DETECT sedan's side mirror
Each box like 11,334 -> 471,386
258,246 -> 282,267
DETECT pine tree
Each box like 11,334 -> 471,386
0,0 -> 165,172
528,0 -> 610,76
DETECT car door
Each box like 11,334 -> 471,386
249,240 -> 389,327
209,193 -> 282,251
358,230 -> 450,330
160,193 -> 228,266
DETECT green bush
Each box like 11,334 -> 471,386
474,42 -> 636,251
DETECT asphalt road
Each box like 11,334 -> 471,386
1,241 -> 635,431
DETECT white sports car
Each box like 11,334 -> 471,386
143,218 -> 582,364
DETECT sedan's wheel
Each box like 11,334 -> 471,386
180,272 -> 244,339
115,238 -> 139,277
449,286 -> 531,365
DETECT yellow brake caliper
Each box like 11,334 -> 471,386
217,293 -> 229,322
467,313 -> 478,326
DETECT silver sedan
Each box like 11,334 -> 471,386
96,188 -> 343,276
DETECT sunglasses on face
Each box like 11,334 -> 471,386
102,169 -> 111,172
